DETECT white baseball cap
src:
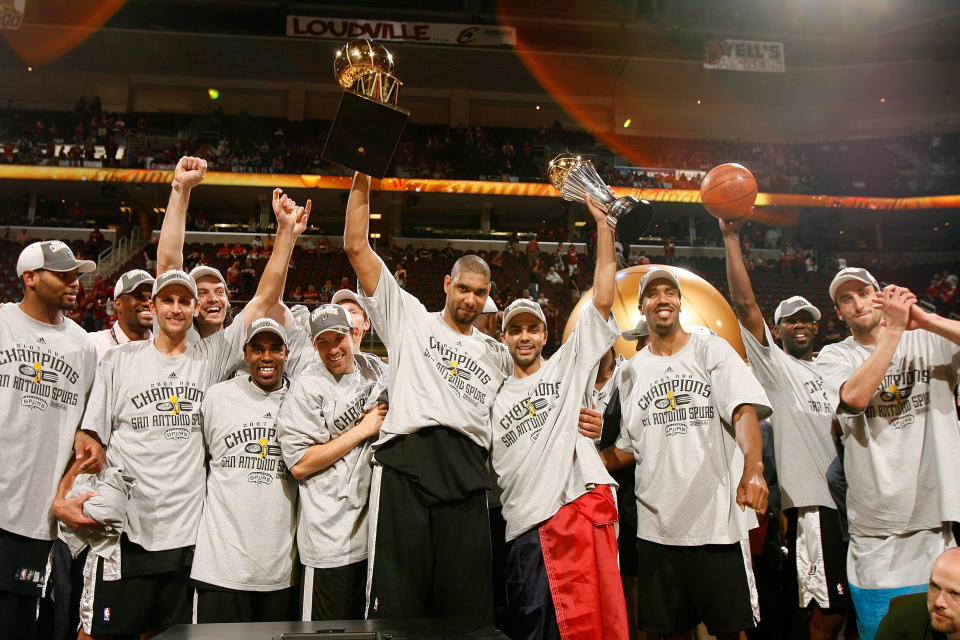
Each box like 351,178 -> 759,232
773,296 -> 821,324
482,296 -> 498,314
16,241 -> 96,277
245,317 -> 288,345
189,265 -> 227,287
331,288 -> 366,314
502,298 -> 546,332
829,267 -> 880,303
621,316 -> 648,340
152,269 -> 199,299
638,267 -> 682,304
113,269 -> 156,300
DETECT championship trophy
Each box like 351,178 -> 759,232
548,153 -> 653,244
322,39 -> 410,178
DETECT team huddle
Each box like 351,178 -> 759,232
2,155 -> 959,640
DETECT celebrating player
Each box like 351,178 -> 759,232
491,195 -> 628,639
722,218 -> 850,637
816,268 -> 960,640
2,241 -> 101,639
343,171 -> 511,619
277,303 -> 388,620
601,267 -> 772,639
89,269 -> 155,362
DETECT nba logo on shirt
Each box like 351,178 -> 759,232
103,608 -> 111,622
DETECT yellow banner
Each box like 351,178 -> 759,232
2,165 -> 958,212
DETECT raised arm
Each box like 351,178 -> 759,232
157,156 -> 207,274
342,172 -> 382,295
584,195 -> 615,319
732,403 -> 768,514
839,285 -> 914,411
721,218 -> 766,343
243,189 -> 310,328
289,404 -> 386,480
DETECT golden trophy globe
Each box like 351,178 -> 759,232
562,264 -> 746,361
322,39 -> 410,178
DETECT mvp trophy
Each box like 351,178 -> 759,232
322,39 -> 410,178
548,153 -> 653,244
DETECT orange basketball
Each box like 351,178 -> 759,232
699,163 -> 758,220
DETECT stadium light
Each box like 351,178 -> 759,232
623,118 -> 631,128
370,213 -> 382,219
208,88 -> 220,100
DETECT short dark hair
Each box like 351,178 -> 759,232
450,254 -> 490,281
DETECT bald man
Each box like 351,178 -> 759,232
875,547 -> 960,639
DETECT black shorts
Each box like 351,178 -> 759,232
303,561 -> 368,621
84,540 -> 193,636
195,584 -> 298,623
635,538 -> 757,636
785,506 -> 851,610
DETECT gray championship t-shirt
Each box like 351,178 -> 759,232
358,260 -> 511,449
816,330 -> 960,537
81,313 -> 246,551
0,304 -> 96,540
616,333 -> 772,545
277,353 -> 388,569
740,323 -> 836,511
191,375 -> 297,591
491,304 -> 620,541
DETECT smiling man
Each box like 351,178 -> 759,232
722,218 -> 849,638
277,303 -> 388,621
343,172 -> 511,619
600,267 -> 772,640
74,191 -> 308,639
89,269 -> 155,362
815,268 -> 960,640
190,318 -> 298,623
491,195 -> 628,640
1,241 -> 100,639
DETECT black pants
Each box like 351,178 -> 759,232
503,527 -> 559,640
368,465 -> 494,619
196,586 -> 298,623
309,561 -> 367,620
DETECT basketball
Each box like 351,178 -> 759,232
699,163 -> 758,220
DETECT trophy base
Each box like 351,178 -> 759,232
322,90 -> 411,179
607,196 -> 654,245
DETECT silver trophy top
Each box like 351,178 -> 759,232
547,153 -> 617,209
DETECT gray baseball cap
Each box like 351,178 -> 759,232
244,317 -> 288,345
638,267 -> 682,304
113,269 -> 156,300
502,298 -> 546,332
152,269 -> 199,299
310,304 -> 354,339
16,241 -> 96,277
774,296 -> 821,324
189,265 -> 227,287
621,316 -> 649,340
829,267 -> 880,303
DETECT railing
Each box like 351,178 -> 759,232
81,227 -> 142,287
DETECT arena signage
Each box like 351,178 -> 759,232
703,39 -> 785,73
0,0 -> 24,29
286,15 -> 516,47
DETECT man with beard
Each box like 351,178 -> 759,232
875,548 -> 960,640
190,318 -> 298,623
89,269 -> 155,362
2,241 -> 102,639
74,191 -> 309,639
815,268 -> 960,640
491,195 -> 628,639
722,219 -> 849,638
600,267 -> 771,640
277,304 -> 388,621
343,172 -> 511,619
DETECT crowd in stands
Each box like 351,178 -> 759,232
1,99 -> 959,196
